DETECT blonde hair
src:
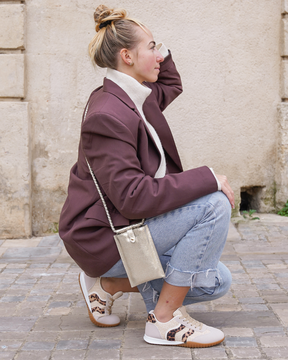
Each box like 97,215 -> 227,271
89,5 -> 146,69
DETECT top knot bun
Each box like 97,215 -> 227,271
94,5 -> 127,32
89,5 -> 146,69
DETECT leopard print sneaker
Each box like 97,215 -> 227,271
79,272 -> 123,327
144,306 -> 224,347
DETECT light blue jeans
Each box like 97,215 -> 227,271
102,191 -> 232,312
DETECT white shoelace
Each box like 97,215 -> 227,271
105,296 -> 114,314
179,313 -> 203,330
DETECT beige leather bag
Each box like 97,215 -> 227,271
85,158 -> 165,288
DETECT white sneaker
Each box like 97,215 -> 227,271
144,306 -> 224,348
79,272 -> 123,327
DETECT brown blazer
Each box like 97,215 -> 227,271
59,53 -> 218,277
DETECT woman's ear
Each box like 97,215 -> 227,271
119,48 -> 133,66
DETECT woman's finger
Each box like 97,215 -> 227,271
216,175 -> 235,209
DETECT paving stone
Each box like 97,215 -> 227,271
0,352 -> 17,359
38,235 -> 61,247
4,288 -> 29,297
0,332 -> 27,341
222,328 -> 254,337
15,278 -> 37,285
0,317 -> 37,332
15,351 -> 52,360
32,317 -> 62,332
186,303 -> 211,312
242,261 -> 266,268
263,347 -> 288,358
256,283 -> 281,290
2,247 -> 61,260
50,263 -> 70,269
193,347 -> 228,359
2,268 -> 25,274
89,340 -> 121,350
58,331 -> 92,340
26,331 -> 58,342
10,284 -> 35,291
253,327 -> 286,337
269,303 -> 288,326
38,276 -> 62,284
26,295 -> 51,302
90,328 -> 124,340
29,264 -> 51,268
62,276 -> 77,284
0,277 -> 16,285
0,340 -> 23,352
16,306 -> 44,317
30,287 -> 56,295
191,311 -> 281,328
56,339 -> 89,350
126,320 -> 146,329
241,304 -> 269,311
85,349 -> 120,360
56,315 -> 96,331
230,269 -> 246,274
259,289 -> 286,296
51,350 -> 86,360
1,239 -> 41,249
0,296 -> 25,302
275,272 -> 288,278
225,336 -> 257,347
213,304 -> 243,311
21,342 -> 55,351
230,347 -> 262,358
262,295 -> 288,303
49,301 -> 71,310
0,303 -> 16,317
122,347 -> 192,359
259,335 -> 288,347
239,297 -> 265,304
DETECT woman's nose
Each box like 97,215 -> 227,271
156,51 -> 164,63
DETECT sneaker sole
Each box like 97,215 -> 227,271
78,273 -> 120,328
143,334 -> 224,348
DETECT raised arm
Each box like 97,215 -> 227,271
145,45 -> 183,112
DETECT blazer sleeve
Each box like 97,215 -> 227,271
81,112 -> 218,220
144,52 -> 183,112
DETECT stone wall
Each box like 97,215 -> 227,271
0,1 -> 31,238
276,0 -> 288,208
0,0 -> 285,238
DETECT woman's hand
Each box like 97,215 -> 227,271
216,175 -> 235,209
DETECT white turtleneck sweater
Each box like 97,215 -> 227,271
106,44 -> 168,178
105,44 -> 221,190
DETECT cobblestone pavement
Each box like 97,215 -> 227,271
0,214 -> 288,360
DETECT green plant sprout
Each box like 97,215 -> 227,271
278,200 -> 288,217
242,209 -> 260,220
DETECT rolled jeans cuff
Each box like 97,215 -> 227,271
165,262 -> 221,289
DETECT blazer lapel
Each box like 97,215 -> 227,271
103,78 -> 162,154
144,97 -> 183,171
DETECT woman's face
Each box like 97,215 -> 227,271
129,27 -> 164,83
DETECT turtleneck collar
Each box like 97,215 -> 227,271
106,68 -> 152,110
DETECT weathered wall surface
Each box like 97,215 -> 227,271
0,0 -> 286,237
0,2 -> 31,238
277,0 -> 288,207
